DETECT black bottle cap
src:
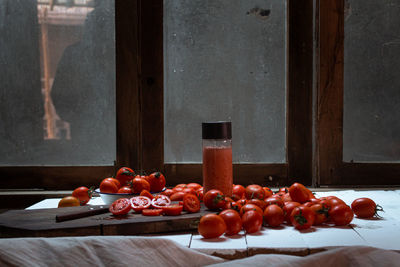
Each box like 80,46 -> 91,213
202,121 -> 232,139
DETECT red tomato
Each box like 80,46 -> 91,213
130,196 -> 151,212
140,189 -> 154,199
237,198 -> 248,207
130,177 -> 150,194
182,187 -> 197,195
198,214 -> 227,239
183,193 -> 201,213
327,197 -> 346,208
265,196 -> 284,208
290,206 -> 315,230
302,202 -> 314,208
203,189 -> 226,211
100,179 -> 119,193
219,209 -> 242,236
245,184 -> 265,200
151,195 -> 171,209
282,193 -> 293,203
174,184 -> 187,189
142,208 -> 163,216
288,183 -> 311,204
160,188 -> 174,197
351,197 -> 382,218
109,198 -> 131,215
196,188 -> 204,202
263,187 -> 273,198
239,204 -> 263,217
232,184 -> 246,199
170,191 -> 186,201
115,167 -> 135,186
247,199 -> 267,211
229,201 -> 243,213
186,183 -> 202,191
146,172 -> 166,192
118,186 -> 133,194
278,187 -> 289,194
263,204 -> 284,227
72,186 -> 93,205
103,177 -> 121,188
242,210 -> 263,234
310,203 -> 329,225
162,204 -> 183,216
283,201 -> 301,223
329,204 -> 354,226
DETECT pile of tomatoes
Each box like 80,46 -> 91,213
197,183 -> 383,239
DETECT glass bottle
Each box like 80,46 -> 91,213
202,121 -> 232,197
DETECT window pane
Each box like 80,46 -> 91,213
0,0 -> 115,166
343,0 -> 400,162
164,0 -> 287,163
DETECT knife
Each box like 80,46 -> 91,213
55,205 -> 109,222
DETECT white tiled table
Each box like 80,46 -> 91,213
27,189 -> 400,259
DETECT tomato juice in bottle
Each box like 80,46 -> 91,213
202,122 -> 233,197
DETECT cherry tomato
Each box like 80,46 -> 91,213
162,204 -> 183,216
288,183 -> 311,204
263,204 -> 284,227
245,184 -> 265,200
151,195 -> 171,209
239,204 -> 263,217
130,177 -> 150,194
232,184 -> 245,199
170,191 -> 186,201
72,186 -> 93,205
265,196 -> 284,208
310,203 -> 329,225
247,199 -> 267,211
118,186 -> 133,194
142,208 -> 163,216
329,204 -> 354,226
58,196 -> 80,208
203,189 -> 226,211
146,172 -> 166,192
160,188 -> 174,197
290,206 -> 315,230
283,201 -> 301,223
351,197 -> 383,218
198,214 -> 227,239
140,189 -> 154,199
219,209 -> 242,236
100,179 -> 119,193
242,210 -> 263,234
115,167 -> 135,186
263,187 -> 273,198
196,188 -> 204,202
109,198 -> 131,215
130,196 -> 151,212
183,193 -> 201,213
186,183 -> 202,191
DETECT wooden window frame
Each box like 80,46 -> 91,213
316,0 -> 400,186
0,0 -> 314,190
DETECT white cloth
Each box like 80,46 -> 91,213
0,236 -> 399,267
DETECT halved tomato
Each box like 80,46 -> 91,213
109,198 -> 132,215
151,195 -> 171,209
183,193 -> 200,213
130,196 -> 151,212
162,205 -> 183,216
142,208 -> 163,216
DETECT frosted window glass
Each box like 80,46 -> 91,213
164,0 -> 287,163
343,0 -> 400,162
0,0 -> 115,166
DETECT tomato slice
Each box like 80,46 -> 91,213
151,195 -> 171,209
130,196 -> 151,212
109,198 -> 132,215
142,208 -> 163,216
183,193 -> 200,213
162,205 -> 183,216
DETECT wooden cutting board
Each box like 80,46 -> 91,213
0,204 -> 214,238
